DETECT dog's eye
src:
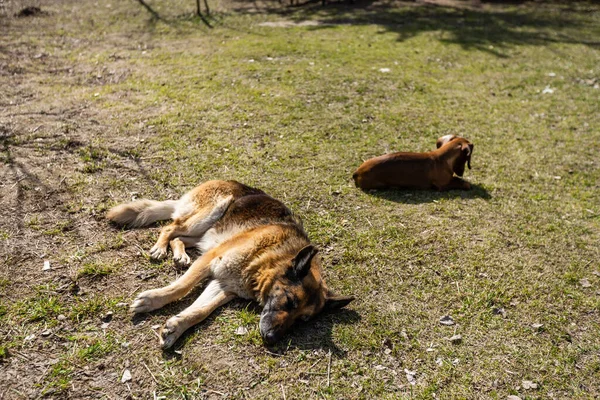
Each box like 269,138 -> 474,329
285,296 -> 296,311
300,315 -> 311,322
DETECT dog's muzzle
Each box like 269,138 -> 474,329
259,311 -> 283,345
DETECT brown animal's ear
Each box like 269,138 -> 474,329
324,290 -> 355,311
462,143 -> 473,169
292,245 -> 318,280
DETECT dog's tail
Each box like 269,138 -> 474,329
107,199 -> 178,228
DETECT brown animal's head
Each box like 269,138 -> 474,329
437,135 -> 474,176
436,134 -> 458,149
259,245 -> 354,345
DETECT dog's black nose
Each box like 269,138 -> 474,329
262,331 -> 278,345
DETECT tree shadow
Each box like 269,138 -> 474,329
232,0 -> 600,57
367,182 -> 491,203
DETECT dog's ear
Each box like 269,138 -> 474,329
462,143 -> 473,169
292,245 -> 318,280
324,290 -> 355,311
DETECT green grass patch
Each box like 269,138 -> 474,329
76,260 -> 121,279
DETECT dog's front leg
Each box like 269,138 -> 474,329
160,280 -> 235,349
170,236 -> 201,266
130,249 -> 219,314
444,176 -> 472,191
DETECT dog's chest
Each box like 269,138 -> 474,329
210,254 -> 254,299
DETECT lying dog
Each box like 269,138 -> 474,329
107,180 -> 354,348
352,135 -> 474,191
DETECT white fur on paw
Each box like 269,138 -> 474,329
173,252 -> 191,266
130,290 -> 162,314
160,316 -> 183,349
150,245 -> 168,260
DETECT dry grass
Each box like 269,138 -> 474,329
1,0 -> 599,398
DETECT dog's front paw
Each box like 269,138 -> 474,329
173,252 -> 191,266
160,316 -> 184,349
150,245 -> 168,260
130,289 -> 163,314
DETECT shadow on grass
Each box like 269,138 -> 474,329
232,0 -> 600,57
367,182 -> 491,203
276,307 -> 361,356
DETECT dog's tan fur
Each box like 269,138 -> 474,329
352,135 -> 474,191
107,180 -> 354,348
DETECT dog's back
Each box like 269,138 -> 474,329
353,151 -> 436,190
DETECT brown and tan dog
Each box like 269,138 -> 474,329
352,135 -> 474,191
107,180 -> 354,348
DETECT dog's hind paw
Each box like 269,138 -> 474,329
130,290 -> 163,314
173,252 -> 191,266
160,316 -> 184,349
149,245 -> 168,260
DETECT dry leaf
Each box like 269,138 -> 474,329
580,278 -> 592,288
235,326 -> 248,335
522,380 -> 538,390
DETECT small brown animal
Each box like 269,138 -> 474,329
107,180 -> 354,348
352,135 -> 474,191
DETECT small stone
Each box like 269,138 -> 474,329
435,358 -> 443,366
452,358 -> 460,366
24,334 -> 35,341
440,315 -> 455,326
235,326 -> 248,335
374,364 -> 386,371
507,396 -> 522,400
522,380 -> 538,390
57,314 -> 67,321
404,369 -> 416,385
41,329 -> 52,337
42,260 -> 51,271
493,307 -> 507,318
101,322 -> 110,329
449,334 -> 462,344
121,369 -> 132,383
102,311 -> 113,322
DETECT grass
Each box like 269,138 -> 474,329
76,260 -> 121,279
1,0 -> 599,398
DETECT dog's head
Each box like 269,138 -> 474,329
436,134 -> 458,149
437,135 -> 473,176
259,245 -> 354,345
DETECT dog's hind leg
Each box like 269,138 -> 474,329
149,195 -> 234,260
131,248 -> 220,314
159,280 -> 235,349
170,236 -> 201,266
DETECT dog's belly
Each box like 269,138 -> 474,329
196,226 -> 244,253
